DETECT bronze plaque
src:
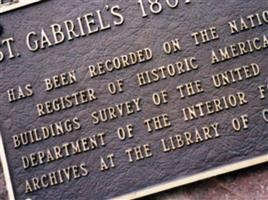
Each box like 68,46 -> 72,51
0,0 -> 268,199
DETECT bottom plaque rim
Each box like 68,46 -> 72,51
112,154 -> 268,200
1,131 -> 268,200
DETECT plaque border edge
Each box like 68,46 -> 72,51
0,0 -> 42,14
1,137 -> 268,200
1,133 -> 268,200
0,133 -> 15,200
112,154 -> 268,200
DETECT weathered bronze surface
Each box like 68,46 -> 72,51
0,0 -> 268,199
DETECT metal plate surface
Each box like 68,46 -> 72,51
0,0 -> 268,199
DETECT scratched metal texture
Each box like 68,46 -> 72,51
0,0 -> 268,199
